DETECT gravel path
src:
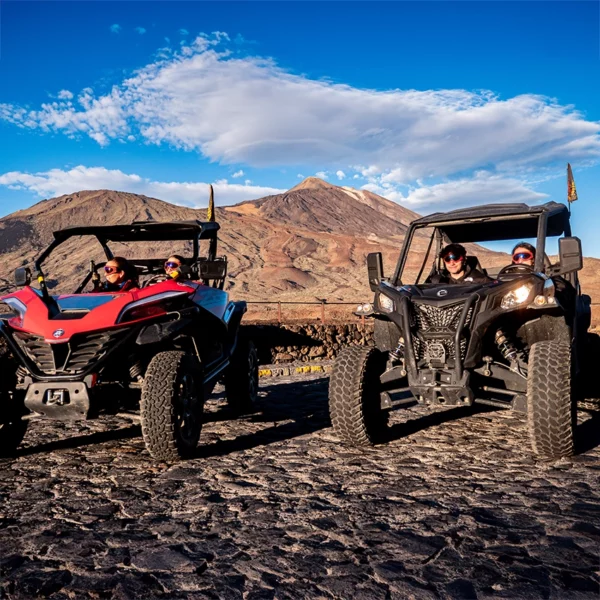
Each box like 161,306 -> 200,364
1,375 -> 599,599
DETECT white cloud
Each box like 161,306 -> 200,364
362,171 -> 548,212
244,179 -> 252,185
0,166 -> 284,209
1,32 -> 599,194
232,169 -> 244,178
336,170 -> 346,180
57,90 -> 73,100
179,29 -> 189,36
297,173 -> 304,179
110,24 -> 121,34
316,171 -> 328,180
135,27 -> 146,35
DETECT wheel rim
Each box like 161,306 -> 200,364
176,373 -> 200,445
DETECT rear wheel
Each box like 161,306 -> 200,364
224,339 -> 259,414
0,353 -> 27,457
140,351 -> 203,462
527,341 -> 575,459
328,346 -> 389,446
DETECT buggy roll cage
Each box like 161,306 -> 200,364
393,202 -> 572,286
33,220 -> 224,296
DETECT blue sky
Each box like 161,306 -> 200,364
1,1 -> 599,253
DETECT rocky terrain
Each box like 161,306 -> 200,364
1,375 -> 599,599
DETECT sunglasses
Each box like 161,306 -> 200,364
104,266 -> 122,274
513,252 -> 534,261
164,261 -> 181,269
443,254 -> 464,263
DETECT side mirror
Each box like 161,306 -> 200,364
558,236 -> 583,274
367,253 -> 384,291
14,267 -> 31,287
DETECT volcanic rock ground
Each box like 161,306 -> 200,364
1,374 -> 600,599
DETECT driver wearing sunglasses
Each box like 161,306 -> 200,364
511,242 -> 536,267
93,257 -> 139,292
428,243 -> 490,284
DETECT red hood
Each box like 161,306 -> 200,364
1,279 -> 197,342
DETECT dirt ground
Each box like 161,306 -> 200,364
1,375 -> 599,599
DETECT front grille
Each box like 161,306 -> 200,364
13,329 -> 130,375
411,302 -> 474,363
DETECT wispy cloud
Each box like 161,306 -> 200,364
109,24 -> 121,34
179,29 -> 189,36
336,170 -> 346,180
135,27 -> 146,35
362,171 -> 548,212
232,169 -> 244,178
57,90 -> 73,100
1,32 -> 599,208
0,166 -> 284,208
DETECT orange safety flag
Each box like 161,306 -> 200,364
207,184 -> 215,221
567,163 -> 578,203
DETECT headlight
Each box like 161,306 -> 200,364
501,284 -> 533,310
378,294 -> 395,313
355,303 -> 374,316
1,297 -> 27,326
118,291 -> 189,323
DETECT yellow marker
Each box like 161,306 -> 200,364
37,275 -> 44,283
207,184 -> 215,222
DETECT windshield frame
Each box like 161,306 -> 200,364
393,213 -> 551,285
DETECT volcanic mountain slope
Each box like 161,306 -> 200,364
0,180 -> 420,302
1,178 -> 599,314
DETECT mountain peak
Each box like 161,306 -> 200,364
289,177 -> 338,192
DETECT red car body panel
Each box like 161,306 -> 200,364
1,279 -> 230,343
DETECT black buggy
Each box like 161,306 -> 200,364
329,201 -> 591,459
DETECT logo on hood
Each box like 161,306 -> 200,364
437,289 -> 448,297
52,329 -> 65,338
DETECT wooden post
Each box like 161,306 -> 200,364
278,301 -> 282,323
321,300 -> 326,324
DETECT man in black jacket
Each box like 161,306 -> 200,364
427,244 -> 490,284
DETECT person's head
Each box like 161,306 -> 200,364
164,254 -> 185,277
440,243 -> 467,277
104,256 -> 129,286
512,242 -> 536,266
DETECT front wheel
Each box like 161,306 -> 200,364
140,351 -> 204,462
328,346 -> 389,446
224,339 -> 259,415
0,352 -> 27,457
527,341 -> 575,459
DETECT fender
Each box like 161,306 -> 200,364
136,318 -> 193,346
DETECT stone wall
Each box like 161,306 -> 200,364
243,322 -> 374,364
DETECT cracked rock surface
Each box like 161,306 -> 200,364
1,375 -> 600,599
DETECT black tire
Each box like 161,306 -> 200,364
140,351 -> 204,462
0,353 -> 27,457
527,341 -> 575,459
373,319 -> 401,352
224,339 -> 259,414
328,346 -> 389,446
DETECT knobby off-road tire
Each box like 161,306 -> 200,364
527,341 -> 575,459
140,351 -> 204,462
328,346 -> 389,446
0,352 -> 27,457
224,339 -> 259,415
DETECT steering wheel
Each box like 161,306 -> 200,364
142,274 -> 169,288
498,264 -> 535,275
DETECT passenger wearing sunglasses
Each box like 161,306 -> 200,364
511,242 -> 536,267
164,255 -> 188,280
428,243 -> 490,284
93,257 -> 139,292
